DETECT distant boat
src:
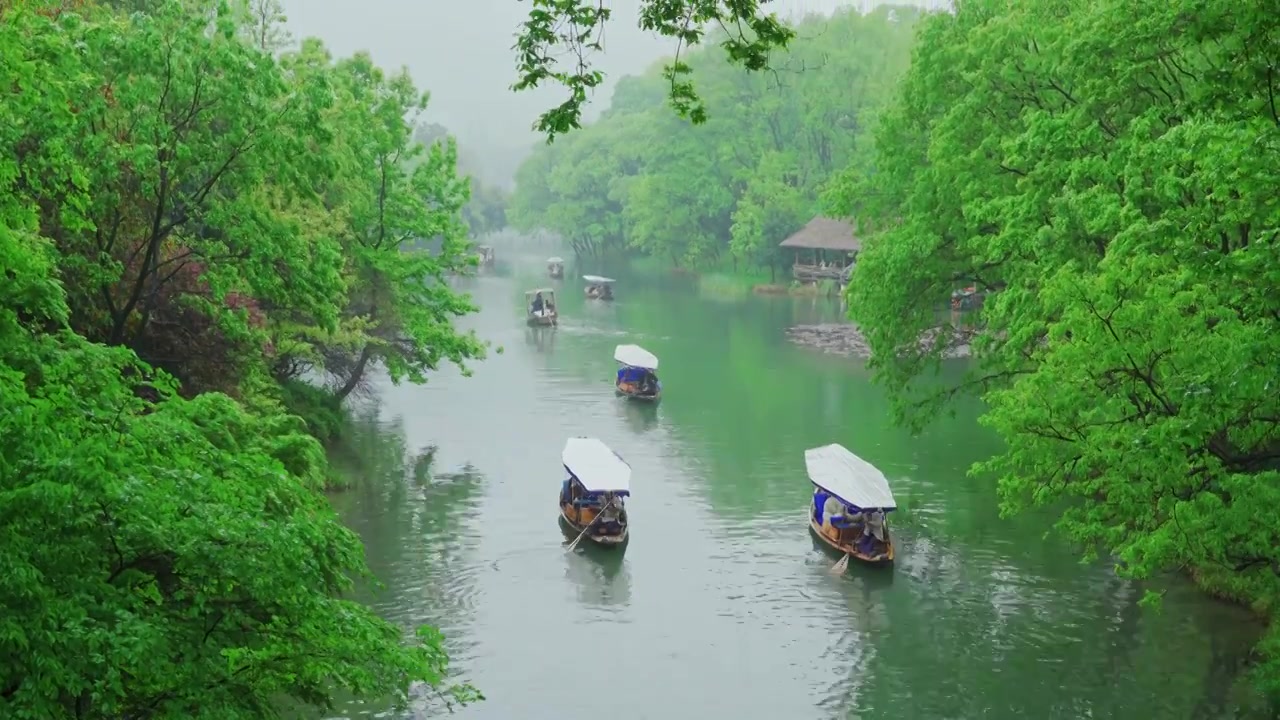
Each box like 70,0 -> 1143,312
583,274 -> 615,301
474,244 -> 496,269
559,437 -> 631,547
614,344 -> 661,402
525,288 -> 558,326
805,443 -> 896,569
547,256 -> 565,279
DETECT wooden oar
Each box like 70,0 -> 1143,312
565,500 -> 613,553
829,552 -> 851,575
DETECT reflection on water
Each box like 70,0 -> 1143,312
317,253 -> 1273,720
327,406 -> 486,689
615,398 -> 659,434
523,325 -> 556,354
562,544 -> 632,610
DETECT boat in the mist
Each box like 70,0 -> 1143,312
525,287 -> 558,326
613,344 -> 661,402
559,437 -> 631,548
583,274 -> 615,300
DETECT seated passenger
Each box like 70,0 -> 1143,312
823,495 -> 846,525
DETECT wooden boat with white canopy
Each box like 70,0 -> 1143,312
614,344 -> 661,401
806,443 -> 896,569
547,256 -> 565,279
559,437 -> 631,547
525,288 -> 558,326
583,274 -> 615,300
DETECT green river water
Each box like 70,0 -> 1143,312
319,253 -> 1270,720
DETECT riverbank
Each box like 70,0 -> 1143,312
621,255 -> 845,299
786,323 -> 975,359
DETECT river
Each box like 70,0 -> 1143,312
319,253 -> 1270,720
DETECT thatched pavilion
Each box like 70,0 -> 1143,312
779,216 -> 860,282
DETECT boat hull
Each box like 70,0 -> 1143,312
560,505 -> 629,547
809,518 -> 893,568
527,313 -> 557,326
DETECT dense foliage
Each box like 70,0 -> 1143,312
0,0 -> 485,716
414,122 -> 509,237
839,0 -> 1280,690
508,7 -> 917,272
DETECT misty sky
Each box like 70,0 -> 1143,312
276,0 -> 924,183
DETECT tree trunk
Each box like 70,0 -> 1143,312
334,344 -> 374,402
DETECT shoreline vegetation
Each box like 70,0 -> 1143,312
3,0 -> 1277,712
622,255 -> 847,299
1,0 -> 491,716
509,0 -> 1280,702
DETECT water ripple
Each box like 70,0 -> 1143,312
318,268 -> 1269,720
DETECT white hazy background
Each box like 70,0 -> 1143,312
278,0 -> 951,186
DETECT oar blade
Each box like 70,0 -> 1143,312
829,553 -> 850,575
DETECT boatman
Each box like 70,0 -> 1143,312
864,510 -> 885,543
531,291 -> 545,315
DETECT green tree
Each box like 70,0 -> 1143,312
270,46 -> 487,401
412,122 -> 510,237
509,7 -> 919,269
0,229 -> 477,719
26,0 -> 344,394
0,2 -> 484,716
839,0 -> 1280,691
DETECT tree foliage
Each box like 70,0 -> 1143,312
413,122 -> 509,237
267,46 -> 485,401
839,0 -> 1280,690
511,0 -> 797,139
508,7 -> 918,268
0,0 -> 484,715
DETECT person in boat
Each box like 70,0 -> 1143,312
865,510 -> 885,541
531,291 -> 545,315
617,365 -> 644,393
823,494 -> 849,526
639,369 -> 657,395
600,492 -> 622,517
857,509 -> 886,553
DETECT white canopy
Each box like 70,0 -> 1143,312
562,437 -> 632,494
548,256 -> 564,263
804,443 -> 896,510
613,344 -> 658,370
526,288 -> 555,295
582,274 -> 616,284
